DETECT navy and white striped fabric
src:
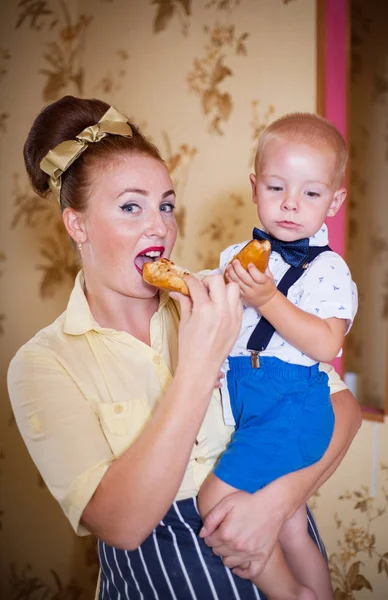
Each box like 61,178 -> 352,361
98,498 -> 327,599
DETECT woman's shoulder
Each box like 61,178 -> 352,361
9,270 -> 90,372
8,312 -> 68,374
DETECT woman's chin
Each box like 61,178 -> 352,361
138,278 -> 159,299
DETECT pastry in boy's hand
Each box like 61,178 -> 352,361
227,239 -> 271,276
142,258 -> 190,296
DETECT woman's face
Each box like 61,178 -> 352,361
75,153 -> 177,299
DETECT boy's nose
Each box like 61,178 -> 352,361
281,194 -> 299,211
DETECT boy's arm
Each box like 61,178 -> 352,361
259,292 -> 346,362
226,255 -> 355,362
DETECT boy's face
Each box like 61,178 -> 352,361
251,138 -> 346,241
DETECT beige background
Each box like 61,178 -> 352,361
0,1 -> 387,599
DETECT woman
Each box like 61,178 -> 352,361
8,96 -> 361,599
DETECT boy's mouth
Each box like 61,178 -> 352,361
276,221 -> 299,229
134,246 -> 165,275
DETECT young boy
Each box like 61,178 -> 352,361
198,113 -> 358,600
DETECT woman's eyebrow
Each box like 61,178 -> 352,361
162,189 -> 175,198
117,188 -> 175,198
117,187 -> 148,198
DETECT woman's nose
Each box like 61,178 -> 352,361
146,210 -> 168,237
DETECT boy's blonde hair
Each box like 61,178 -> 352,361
255,113 -> 348,188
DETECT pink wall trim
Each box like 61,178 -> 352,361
322,0 -> 348,374
324,0 -> 347,257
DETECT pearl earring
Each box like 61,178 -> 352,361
78,243 -> 82,252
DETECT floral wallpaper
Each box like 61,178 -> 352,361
0,0 -> 387,599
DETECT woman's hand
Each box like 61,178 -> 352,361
214,371 -> 225,389
199,388 -> 362,577
171,274 -> 242,381
199,484 -> 287,578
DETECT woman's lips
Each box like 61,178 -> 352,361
134,246 -> 165,275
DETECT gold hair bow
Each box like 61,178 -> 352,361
40,106 -> 133,203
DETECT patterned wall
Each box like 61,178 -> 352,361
0,1 -> 387,599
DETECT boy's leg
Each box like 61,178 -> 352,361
279,505 -> 333,600
198,474 -> 316,600
198,471 -> 239,518
250,541 -> 316,600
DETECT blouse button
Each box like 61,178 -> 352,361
114,404 -> 123,414
195,457 -> 207,464
152,355 -> 162,366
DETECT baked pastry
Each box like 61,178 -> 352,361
143,239 -> 271,296
227,239 -> 271,275
142,258 -> 190,295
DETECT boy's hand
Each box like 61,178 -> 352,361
225,260 -> 277,310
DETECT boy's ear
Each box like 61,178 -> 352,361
327,188 -> 347,217
62,208 -> 88,244
250,173 -> 258,204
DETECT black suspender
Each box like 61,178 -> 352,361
247,245 -> 332,353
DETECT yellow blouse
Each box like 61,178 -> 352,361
7,272 -> 346,536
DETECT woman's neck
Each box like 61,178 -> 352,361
83,276 -> 159,346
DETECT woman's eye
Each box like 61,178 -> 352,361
120,203 -> 141,213
160,202 -> 175,213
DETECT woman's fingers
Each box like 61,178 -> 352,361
183,274 -> 209,305
168,291 -> 193,325
232,563 -> 260,579
223,557 -> 251,570
225,278 -> 241,306
199,275 -> 241,333
200,273 -> 229,308
175,272 -> 241,377
214,371 -> 225,389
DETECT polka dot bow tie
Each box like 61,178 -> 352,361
252,227 -> 309,268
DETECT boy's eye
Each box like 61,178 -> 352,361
120,203 -> 141,213
267,185 -> 283,192
306,191 -> 320,198
160,202 -> 175,213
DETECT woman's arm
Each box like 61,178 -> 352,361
9,275 -> 241,550
82,277 -> 241,548
200,387 -> 361,574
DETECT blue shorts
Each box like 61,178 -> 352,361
214,356 -> 335,493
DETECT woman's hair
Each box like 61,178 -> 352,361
24,96 -> 163,212
255,112 -> 348,188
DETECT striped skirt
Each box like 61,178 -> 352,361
98,497 -> 326,600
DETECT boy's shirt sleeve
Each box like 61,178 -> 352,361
296,252 -> 358,334
195,241 -> 250,279
196,268 -> 221,278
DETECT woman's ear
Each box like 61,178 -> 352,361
250,173 -> 258,205
62,208 -> 87,245
327,188 -> 347,217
